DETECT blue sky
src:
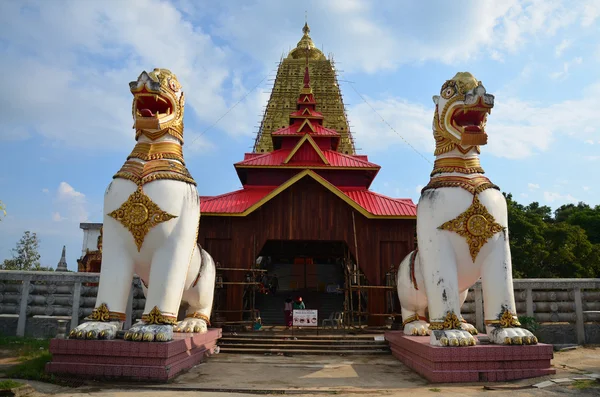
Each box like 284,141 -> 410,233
0,0 -> 599,270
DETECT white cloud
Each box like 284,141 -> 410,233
528,183 -> 540,190
52,212 -> 65,222
201,0 -> 597,74
55,182 -> 88,223
520,193 -> 529,198
42,188 -> 49,194
543,191 -> 578,203
555,39 -> 572,57
585,140 -> 595,144
416,185 -> 424,193
583,186 -> 591,191
350,72 -> 600,159
0,0 -> 267,151
348,95 -> 433,154
586,156 -> 600,161
550,57 -> 583,80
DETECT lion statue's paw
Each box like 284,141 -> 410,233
488,327 -> 538,345
460,322 -> 479,335
403,320 -> 430,336
430,329 -> 477,347
174,318 -> 208,334
68,321 -> 121,340
124,323 -> 173,342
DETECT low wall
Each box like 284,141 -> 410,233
0,271 -> 598,344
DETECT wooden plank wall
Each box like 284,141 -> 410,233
198,177 -> 415,325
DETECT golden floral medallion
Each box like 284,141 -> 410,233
438,195 -> 505,262
108,187 -> 177,251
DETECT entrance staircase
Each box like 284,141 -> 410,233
218,332 -> 391,355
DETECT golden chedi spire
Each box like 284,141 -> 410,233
255,22 -> 355,155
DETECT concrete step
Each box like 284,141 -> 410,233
220,343 -> 388,351
220,337 -> 388,345
219,347 -> 390,355
222,333 -> 385,340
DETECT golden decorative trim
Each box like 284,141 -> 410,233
438,195 -> 505,262
235,165 -> 379,171
114,159 -> 196,187
186,312 -> 211,326
142,306 -> 178,325
428,311 -> 463,331
402,313 -> 427,327
107,187 -> 177,251
135,125 -> 184,143
87,303 -> 110,322
484,308 -> 521,328
128,142 -> 185,164
422,175 -> 499,195
431,157 -> 484,176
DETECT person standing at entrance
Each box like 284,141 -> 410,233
293,296 -> 305,310
284,297 -> 293,328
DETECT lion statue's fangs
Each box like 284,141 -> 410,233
69,69 -> 216,342
396,72 -> 538,347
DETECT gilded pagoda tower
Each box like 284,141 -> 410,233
253,23 -> 355,154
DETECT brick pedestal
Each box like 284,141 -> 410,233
385,331 -> 555,383
46,328 -> 221,381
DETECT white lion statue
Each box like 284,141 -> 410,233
70,68 -> 216,342
396,72 -> 538,347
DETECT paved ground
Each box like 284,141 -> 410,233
13,346 -> 600,396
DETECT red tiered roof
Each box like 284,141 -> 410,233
200,66 -> 416,219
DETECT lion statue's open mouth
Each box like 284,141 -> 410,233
129,68 -> 184,133
435,72 -> 494,148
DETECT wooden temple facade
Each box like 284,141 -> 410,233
80,23 -> 417,327
198,24 -> 417,326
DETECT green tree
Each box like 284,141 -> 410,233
1,231 -> 53,271
0,200 -> 5,221
505,194 -> 600,278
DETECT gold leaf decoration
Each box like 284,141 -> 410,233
142,306 -> 177,325
87,303 -> 110,322
429,311 -> 463,330
108,188 -> 177,251
438,195 -> 505,261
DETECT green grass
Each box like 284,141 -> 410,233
572,379 -> 600,390
0,335 -> 53,382
429,388 -> 441,392
0,379 -> 24,390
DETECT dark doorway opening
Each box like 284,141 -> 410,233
253,240 -> 349,326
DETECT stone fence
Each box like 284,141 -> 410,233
0,271 -> 598,344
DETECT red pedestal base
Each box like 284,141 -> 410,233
385,331 -> 555,383
46,328 -> 222,381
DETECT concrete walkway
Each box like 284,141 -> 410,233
19,346 -> 600,396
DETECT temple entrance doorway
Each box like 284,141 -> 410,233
253,240 -> 348,327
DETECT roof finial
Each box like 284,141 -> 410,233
303,12 -> 310,36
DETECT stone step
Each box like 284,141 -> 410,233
222,333 -> 385,340
220,337 -> 388,345
220,343 -> 389,351
219,347 -> 390,355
